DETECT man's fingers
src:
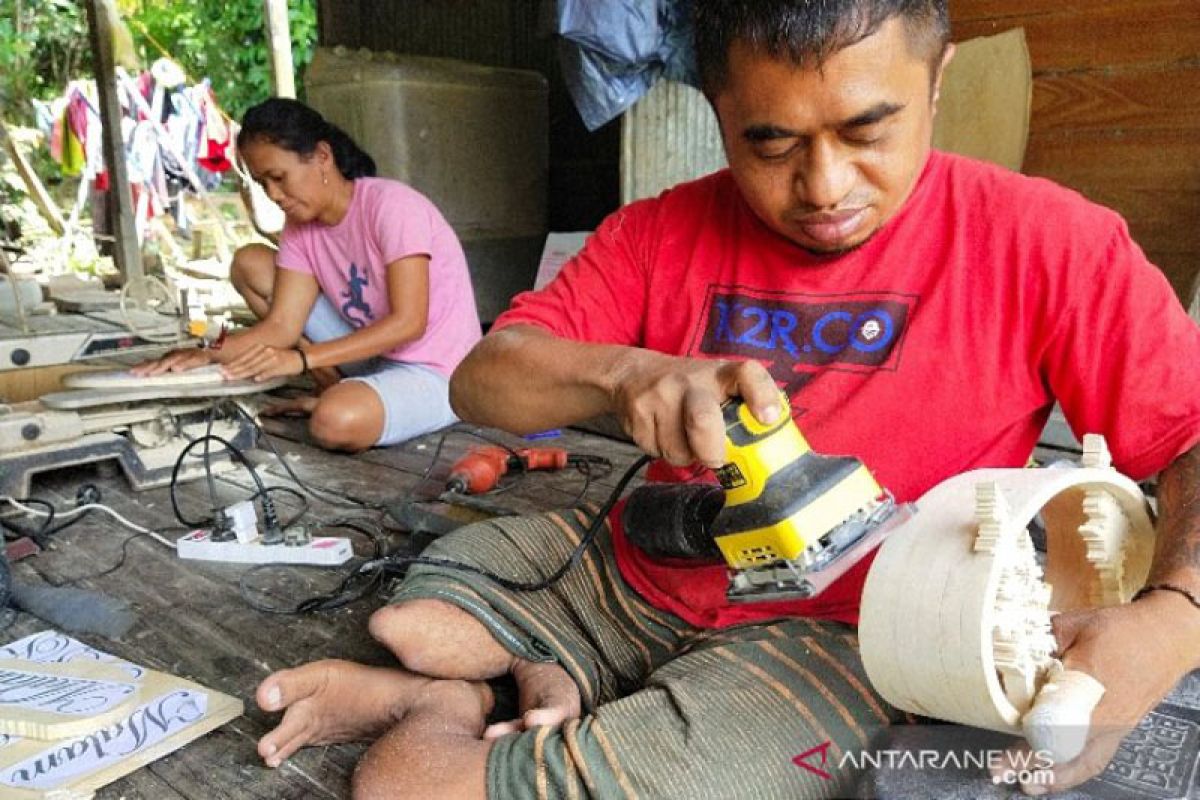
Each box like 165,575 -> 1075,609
621,405 -> 662,462
992,736 -> 1110,797
725,360 -> 781,425
616,355 -> 788,466
1049,609 -> 1090,660
681,386 -> 725,467
1032,728 -> 1124,795
654,405 -> 696,467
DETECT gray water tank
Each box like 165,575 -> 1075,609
306,47 -> 548,322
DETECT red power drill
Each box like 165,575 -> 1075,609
445,446 -> 570,495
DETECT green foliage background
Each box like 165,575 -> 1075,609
0,0 -> 318,125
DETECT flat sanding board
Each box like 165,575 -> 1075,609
63,365 -> 229,389
42,375 -> 287,410
0,630 -> 243,799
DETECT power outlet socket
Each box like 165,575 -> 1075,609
177,529 -> 353,566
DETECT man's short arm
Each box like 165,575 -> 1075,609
449,324 -> 780,467
450,325 -> 635,435
1146,442 -> 1200,644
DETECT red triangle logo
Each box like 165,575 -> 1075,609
793,741 -> 833,780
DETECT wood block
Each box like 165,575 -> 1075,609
0,365 -> 109,405
0,660 -> 140,741
859,439 -> 1154,736
0,630 -> 243,799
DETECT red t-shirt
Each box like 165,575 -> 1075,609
493,151 -> 1200,628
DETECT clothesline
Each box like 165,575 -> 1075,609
37,57 -> 241,260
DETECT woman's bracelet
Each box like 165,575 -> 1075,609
294,347 -> 309,374
1132,583 -> 1200,612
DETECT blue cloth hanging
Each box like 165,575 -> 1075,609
556,0 -> 698,131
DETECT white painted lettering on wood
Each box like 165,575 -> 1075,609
0,690 -> 209,791
0,668 -> 136,716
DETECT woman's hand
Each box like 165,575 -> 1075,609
130,347 -> 215,377
221,343 -> 307,382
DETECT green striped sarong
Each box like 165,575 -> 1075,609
391,509 -> 902,799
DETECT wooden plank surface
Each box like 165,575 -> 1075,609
1020,129 -> 1200,296
1,419 -> 643,799
951,0 -> 1200,301
953,0 -> 1200,71
1031,66 -> 1200,135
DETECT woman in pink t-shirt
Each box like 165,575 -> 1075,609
136,99 -> 482,450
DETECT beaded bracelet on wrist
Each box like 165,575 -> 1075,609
1132,583 -> 1200,611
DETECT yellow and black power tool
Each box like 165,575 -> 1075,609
622,394 -> 909,602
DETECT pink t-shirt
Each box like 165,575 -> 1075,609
276,177 -> 481,377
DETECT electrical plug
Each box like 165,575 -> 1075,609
210,508 -> 236,542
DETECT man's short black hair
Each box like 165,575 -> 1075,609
694,0 -> 950,96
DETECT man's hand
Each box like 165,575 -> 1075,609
1004,590 -> 1200,795
450,326 -> 784,462
221,344 -> 306,382
130,347 -> 215,377
611,352 -> 780,468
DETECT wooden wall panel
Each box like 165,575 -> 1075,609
317,1 -> 361,50
1032,69 -> 1200,134
953,0 -> 1200,299
955,1 -> 1200,70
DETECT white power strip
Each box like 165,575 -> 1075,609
177,529 -> 354,566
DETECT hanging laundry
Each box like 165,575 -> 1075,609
42,58 -> 237,243
556,0 -> 699,131
60,104 -> 85,177
49,110 -> 64,164
125,120 -> 158,185
198,88 -> 232,173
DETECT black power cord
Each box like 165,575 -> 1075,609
169,433 -> 287,541
240,455 -> 650,615
2,485 -> 108,547
165,398 -> 629,615
229,398 -> 602,517
227,401 -> 394,511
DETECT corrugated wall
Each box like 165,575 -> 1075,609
620,80 -> 724,205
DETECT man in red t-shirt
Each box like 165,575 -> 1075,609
251,2 -> 1200,797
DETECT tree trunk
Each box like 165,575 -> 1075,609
262,0 -> 296,98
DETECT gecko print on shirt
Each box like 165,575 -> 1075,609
690,286 -> 917,391
340,263 -> 374,328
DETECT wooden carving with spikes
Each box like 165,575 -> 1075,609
859,435 -> 1154,761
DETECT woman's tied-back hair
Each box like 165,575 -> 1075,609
694,0 -> 950,96
237,97 -> 377,180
